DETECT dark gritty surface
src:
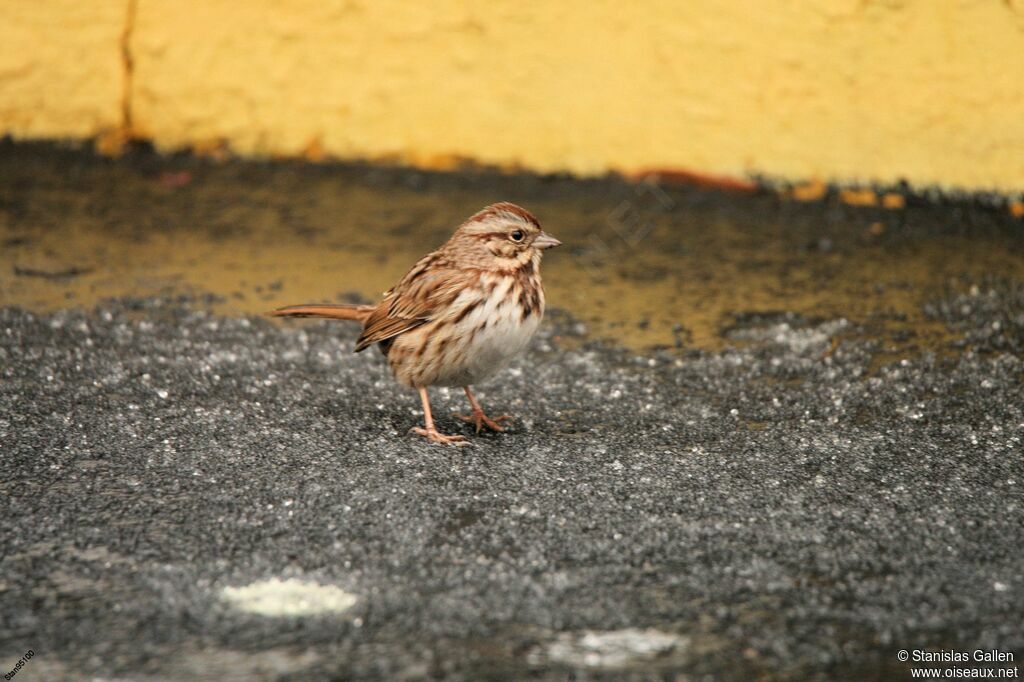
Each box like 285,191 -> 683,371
1,144 -> 1023,680
2,294 -> 1023,681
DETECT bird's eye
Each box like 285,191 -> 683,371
509,230 -> 524,242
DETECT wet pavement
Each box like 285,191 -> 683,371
1,143 -> 1023,680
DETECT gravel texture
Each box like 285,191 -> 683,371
2,285 -> 1023,680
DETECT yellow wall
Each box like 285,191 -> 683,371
3,1 -> 1024,193
0,1 -> 127,140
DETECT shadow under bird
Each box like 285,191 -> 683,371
270,202 -> 561,444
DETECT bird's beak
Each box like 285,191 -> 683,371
533,231 -> 562,250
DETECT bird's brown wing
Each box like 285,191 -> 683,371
354,255 -> 468,352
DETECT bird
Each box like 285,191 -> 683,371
270,202 -> 561,445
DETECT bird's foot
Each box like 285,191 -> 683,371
456,410 -> 512,434
412,426 -> 470,446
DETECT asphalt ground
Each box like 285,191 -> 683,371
1,145 -> 1023,680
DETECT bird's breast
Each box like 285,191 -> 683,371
386,273 -> 544,388
451,275 -> 542,381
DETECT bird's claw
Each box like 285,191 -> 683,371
412,426 -> 470,446
456,411 -> 513,434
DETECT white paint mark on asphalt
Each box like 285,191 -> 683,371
540,628 -> 689,668
221,578 -> 357,616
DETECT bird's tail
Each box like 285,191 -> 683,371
269,303 -> 374,322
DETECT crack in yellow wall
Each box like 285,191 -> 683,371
1,1 -> 1023,193
120,0 -> 137,135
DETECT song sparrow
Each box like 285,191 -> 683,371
271,202 -> 561,445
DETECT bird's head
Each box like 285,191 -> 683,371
448,202 -> 561,269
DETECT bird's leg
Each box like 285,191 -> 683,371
456,386 -> 513,434
412,386 -> 468,445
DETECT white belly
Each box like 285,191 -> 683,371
433,280 -> 542,386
